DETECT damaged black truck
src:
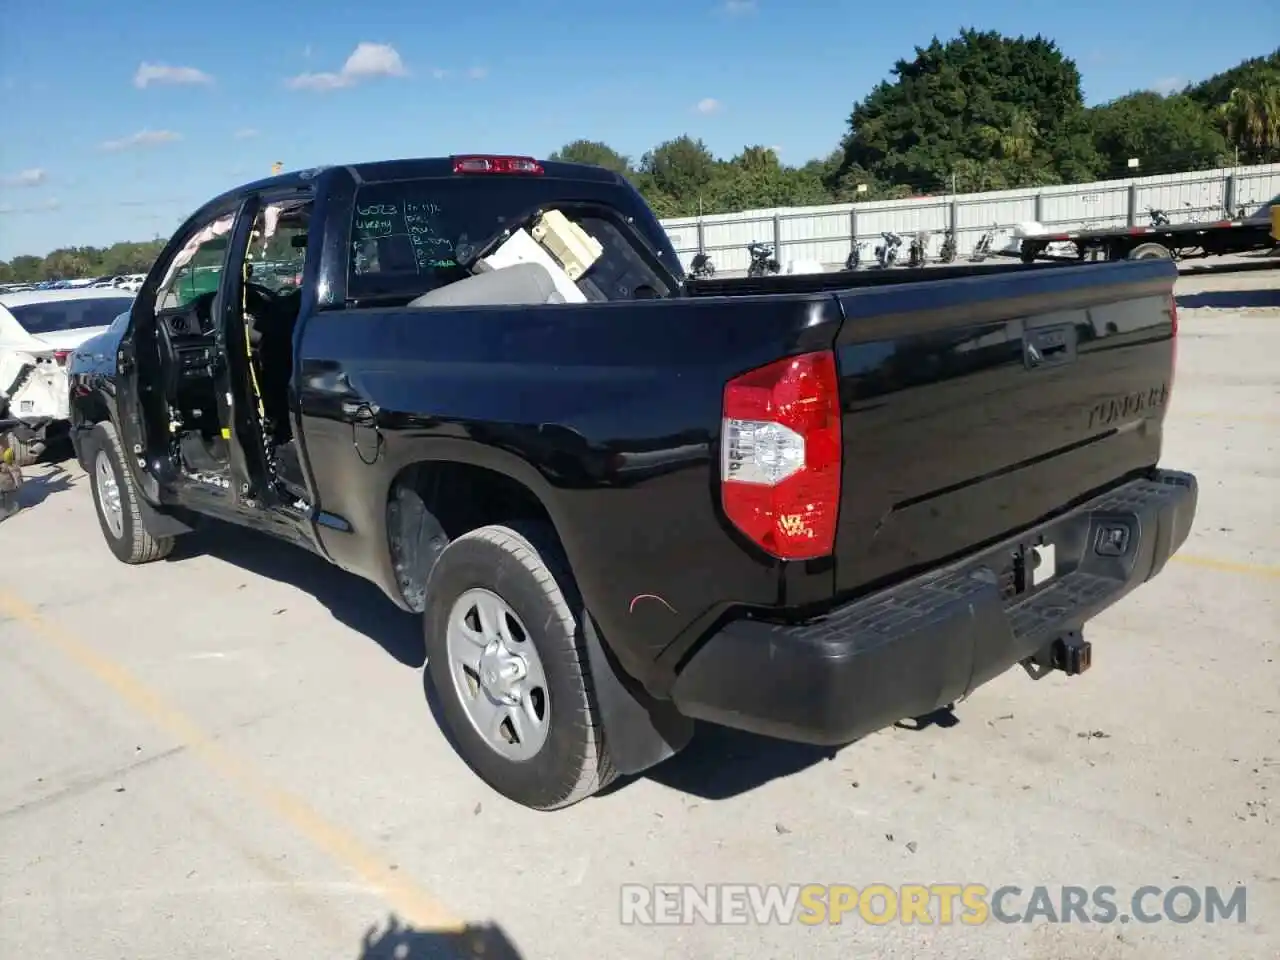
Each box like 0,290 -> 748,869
67,155 -> 1197,810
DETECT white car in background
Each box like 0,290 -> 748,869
0,288 -> 135,464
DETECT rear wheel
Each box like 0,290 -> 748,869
86,421 -> 175,564
1128,242 -> 1173,260
423,522 -> 615,810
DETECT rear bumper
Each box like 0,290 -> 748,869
670,469 -> 1198,745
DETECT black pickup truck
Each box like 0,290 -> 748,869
68,155 -> 1197,810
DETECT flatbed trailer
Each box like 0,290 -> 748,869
1017,213 -> 1276,264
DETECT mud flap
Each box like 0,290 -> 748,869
582,614 -> 694,776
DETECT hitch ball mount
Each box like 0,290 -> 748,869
1021,630 -> 1093,680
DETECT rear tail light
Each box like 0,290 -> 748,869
452,155 -> 544,175
53,349 -> 69,365
721,350 -> 842,560
1168,294 -> 1178,394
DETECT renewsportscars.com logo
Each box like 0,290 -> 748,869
620,884 -> 1248,927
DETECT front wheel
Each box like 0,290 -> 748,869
85,421 -> 175,564
423,523 -> 616,810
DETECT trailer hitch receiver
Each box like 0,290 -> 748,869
1021,630 -> 1093,680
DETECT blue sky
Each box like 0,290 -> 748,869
1,0 -> 1277,260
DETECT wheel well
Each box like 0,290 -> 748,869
386,460 -> 560,613
72,392 -> 112,428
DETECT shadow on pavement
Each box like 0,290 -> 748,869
633,705 -> 958,800
16,464 -> 77,509
632,723 -> 839,800
357,914 -> 524,960
173,521 -> 960,803
1176,286 -> 1280,310
169,521 -> 426,667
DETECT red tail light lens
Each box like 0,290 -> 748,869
452,155 -> 544,175
53,349 -> 70,365
1169,294 -> 1178,393
721,350 -> 842,560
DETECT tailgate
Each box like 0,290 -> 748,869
830,259 -> 1177,594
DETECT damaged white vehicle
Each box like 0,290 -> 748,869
0,289 -> 135,465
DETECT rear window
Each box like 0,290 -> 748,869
347,176 -> 673,303
7,297 -> 134,336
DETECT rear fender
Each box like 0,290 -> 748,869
381,441 -> 693,776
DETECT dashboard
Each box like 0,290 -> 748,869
156,292 -> 217,390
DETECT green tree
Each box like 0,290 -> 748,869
836,29 -> 1098,193
637,136 -> 722,215
1186,49 -> 1280,163
701,146 -> 816,211
1186,49 -> 1280,112
547,140 -> 633,176
1216,70 -> 1280,163
5,256 -> 45,283
1087,91 -> 1230,175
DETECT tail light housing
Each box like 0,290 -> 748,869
1169,294 -> 1178,392
452,155 -> 544,175
721,350 -> 842,560
53,349 -> 70,365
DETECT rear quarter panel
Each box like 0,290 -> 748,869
295,294 -> 842,687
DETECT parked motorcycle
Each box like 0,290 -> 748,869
689,252 -> 716,279
746,241 -> 781,278
844,241 -> 865,271
874,232 -> 902,269
939,227 -> 957,264
970,223 -> 998,261
908,231 -> 931,268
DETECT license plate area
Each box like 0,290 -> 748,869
995,537 -> 1060,605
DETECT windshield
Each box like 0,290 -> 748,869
346,176 -> 674,303
7,297 -> 135,336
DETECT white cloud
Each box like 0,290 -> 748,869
467,66 -> 489,80
2,168 -> 47,187
134,62 -> 214,89
287,71 -> 350,91
287,42 -> 407,91
100,129 -> 182,151
695,97 -> 723,114
233,127 -> 260,140
1150,76 -> 1185,95
721,0 -> 756,14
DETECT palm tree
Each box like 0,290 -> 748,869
1218,71 -> 1280,162
999,109 -> 1040,163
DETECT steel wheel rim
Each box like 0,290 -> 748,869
445,587 -> 550,762
94,450 -> 124,539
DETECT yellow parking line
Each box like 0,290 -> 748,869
0,589 -> 464,932
1172,554 -> 1280,579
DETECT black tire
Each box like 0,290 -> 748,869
85,421 -> 175,564
1128,242 -> 1173,260
423,522 -> 615,810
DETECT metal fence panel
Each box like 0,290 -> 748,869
661,161 -> 1280,271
